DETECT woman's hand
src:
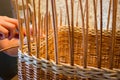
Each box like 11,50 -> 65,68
0,16 -> 18,56
0,16 -> 18,40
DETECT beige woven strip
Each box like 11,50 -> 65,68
0,45 -> 19,52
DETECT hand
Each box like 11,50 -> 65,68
0,16 -> 18,40
0,16 -> 18,56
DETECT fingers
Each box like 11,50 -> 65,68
0,20 -> 16,39
3,16 -> 18,29
0,16 -> 18,40
0,25 -> 9,39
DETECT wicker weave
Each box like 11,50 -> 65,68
16,0 -> 120,79
18,26 -> 120,80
